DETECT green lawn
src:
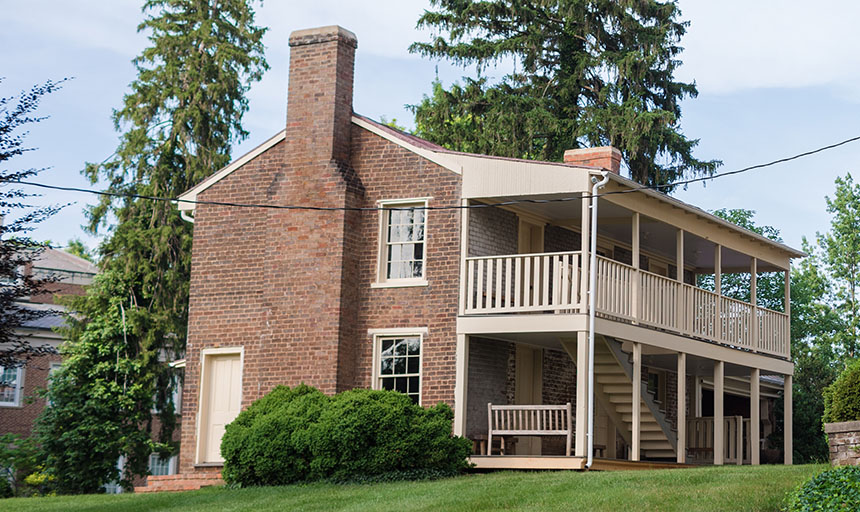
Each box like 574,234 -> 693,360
3,464 -> 825,512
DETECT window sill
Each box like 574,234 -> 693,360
371,280 -> 429,289
0,403 -> 22,408
194,462 -> 224,468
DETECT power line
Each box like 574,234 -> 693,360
9,134 -> 860,212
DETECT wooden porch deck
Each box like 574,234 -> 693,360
469,456 -> 693,471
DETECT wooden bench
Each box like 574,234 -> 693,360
487,403 -> 573,456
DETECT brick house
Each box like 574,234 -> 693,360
0,248 -> 96,437
166,24 -> 802,487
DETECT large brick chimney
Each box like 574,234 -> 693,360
563,146 -> 622,174
263,26 -> 361,395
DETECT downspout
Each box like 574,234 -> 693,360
586,171 -> 610,469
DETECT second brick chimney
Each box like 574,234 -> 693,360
563,146 -> 622,174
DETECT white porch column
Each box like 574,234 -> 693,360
784,374 -> 793,465
458,199 -> 470,316
715,245 -> 722,341
580,193 -> 590,312
632,342 -> 641,461
714,360 -> 725,465
676,230 -> 685,333
677,352 -> 687,464
453,334 -> 470,437
751,367 -> 761,465
632,212 -> 640,323
751,258 -> 758,351
785,270 -> 792,359
575,332 -> 589,457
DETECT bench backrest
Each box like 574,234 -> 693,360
488,403 -> 573,436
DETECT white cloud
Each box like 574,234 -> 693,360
676,0 -> 860,98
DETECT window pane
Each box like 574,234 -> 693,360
411,261 -> 423,278
382,378 -> 394,391
407,357 -> 419,374
381,358 -> 393,375
381,339 -> 394,353
408,377 -> 419,393
415,224 -> 424,241
406,338 -> 420,355
394,340 -> 407,356
395,377 -> 408,393
394,357 -> 406,374
409,394 -> 419,405
414,210 -> 425,226
413,243 -> 424,260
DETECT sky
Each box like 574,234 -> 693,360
2,0 -> 860,255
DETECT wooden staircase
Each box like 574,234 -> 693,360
593,336 -> 676,460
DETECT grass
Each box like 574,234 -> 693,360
3,464 -> 826,512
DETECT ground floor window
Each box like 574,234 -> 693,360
373,331 -> 424,405
0,366 -> 23,406
148,454 -> 177,476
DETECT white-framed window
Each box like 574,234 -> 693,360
371,329 -> 425,405
148,454 -> 177,476
103,456 -> 125,494
374,198 -> 430,287
0,366 -> 23,407
47,362 -> 62,407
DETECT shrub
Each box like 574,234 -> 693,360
785,465 -> 860,511
300,389 -> 472,481
221,384 -> 330,486
222,386 -> 472,487
823,359 -> 860,424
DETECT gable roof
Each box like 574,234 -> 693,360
176,114 -> 804,259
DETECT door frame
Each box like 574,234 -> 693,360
195,346 -> 244,465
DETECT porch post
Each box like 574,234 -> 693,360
580,192 -> 590,313
575,331 -> 589,457
714,360 -> 725,465
715,245 -> 722,341
751,258 -> 758,351
458,199 -> 470,316
751,367 -> 761,465
677,352 -> 686,464
453,334 -> 469,437
785,270 -> 792,359
784,374 -> 793,465
632,342 -> 641,461
677,230 -> 685,333
632,212 -> 640,323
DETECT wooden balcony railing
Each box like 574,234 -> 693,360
687,416 -> 751,465
462,252 -> 790,358
464,251 -> 582,314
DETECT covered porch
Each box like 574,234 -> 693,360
454,332 -> 793,469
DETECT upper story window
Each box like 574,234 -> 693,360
0,366 -> 23,407
374,198 -> 430,287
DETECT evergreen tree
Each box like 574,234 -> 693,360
39,0 -> 267,492
409,0 -> 720,189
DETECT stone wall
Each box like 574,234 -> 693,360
826,421 -> 860,466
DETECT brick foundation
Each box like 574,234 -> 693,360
825,421 -> 860,466
134,473 -> 224,493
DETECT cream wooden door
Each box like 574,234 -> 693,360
514,345 -> 543,455
200,353 -> 242,463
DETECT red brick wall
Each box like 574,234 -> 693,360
30,281 -> 88,305
348,128 -> 461,406
180,29 -> 463,474
0,353 -> 61,437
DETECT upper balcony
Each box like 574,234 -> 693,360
458,166 -> 803,362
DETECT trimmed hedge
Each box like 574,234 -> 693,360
823,359 -> 860,424
221,385 -> 472,486
785,466 -> 860,511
